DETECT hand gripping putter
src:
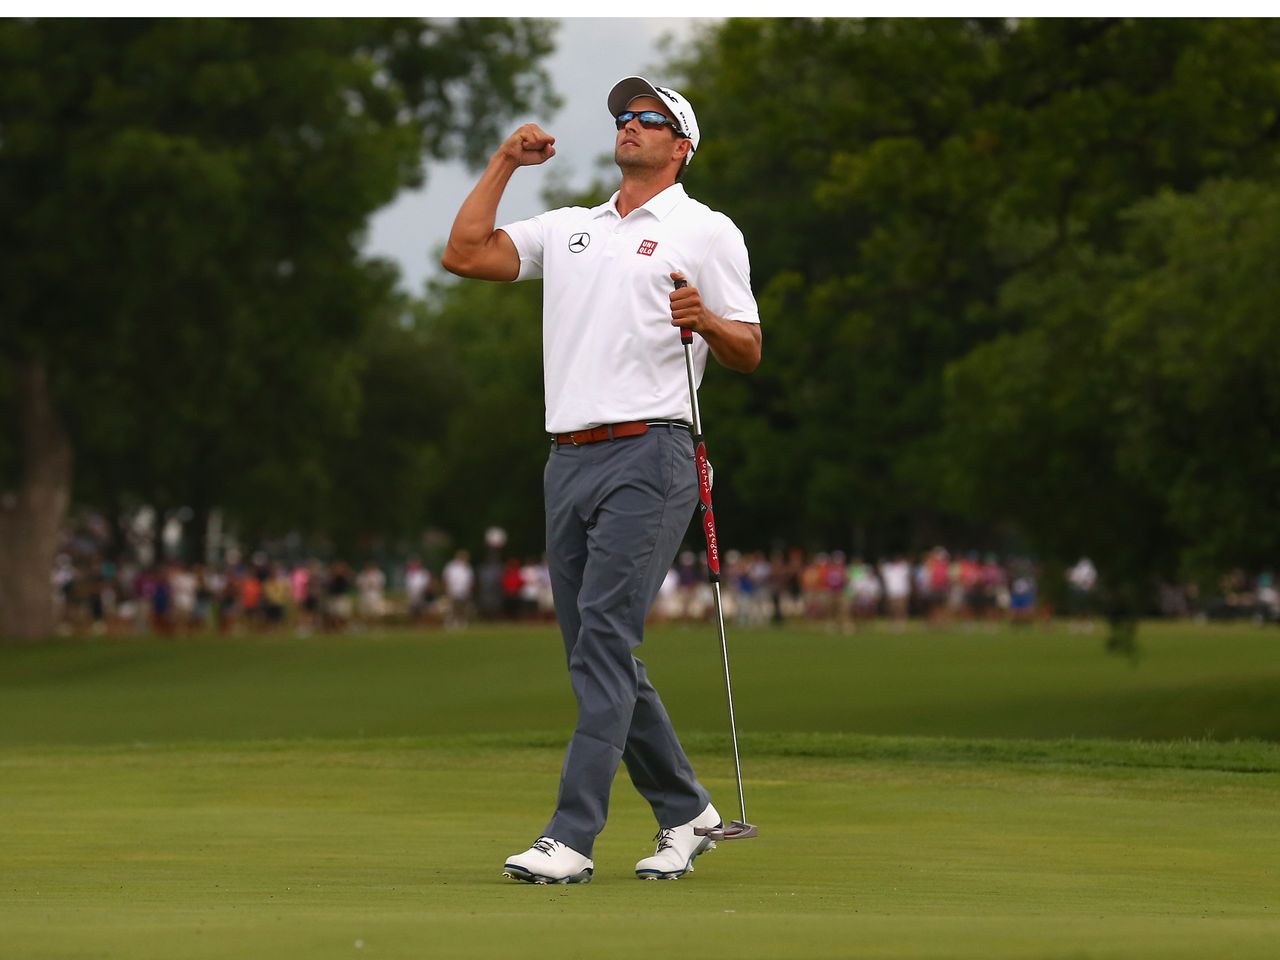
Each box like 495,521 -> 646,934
675,278 -> 759,842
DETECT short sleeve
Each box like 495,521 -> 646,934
697,219 -> 760,325
497,215 -> 547,281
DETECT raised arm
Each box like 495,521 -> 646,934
440,123 -> 555,281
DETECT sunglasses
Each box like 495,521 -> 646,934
614,110 -> 684,135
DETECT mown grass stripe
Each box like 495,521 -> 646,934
4,730 -> 1278,773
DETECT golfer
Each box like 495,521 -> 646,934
442,76 -> 761,883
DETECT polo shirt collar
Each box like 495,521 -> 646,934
594,183 -> 688,222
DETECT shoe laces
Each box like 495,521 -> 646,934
532,837 -> 560,857
653,828 -> 675,854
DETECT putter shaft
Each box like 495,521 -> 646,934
709,578 -> 748,827
676,281 -> 754,836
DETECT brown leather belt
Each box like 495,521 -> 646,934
551,420 -> 687,447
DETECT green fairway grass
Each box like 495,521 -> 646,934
3,622 -> 1279,958
3,621 -> 1280,746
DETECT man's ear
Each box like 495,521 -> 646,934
673,138 -> 692,165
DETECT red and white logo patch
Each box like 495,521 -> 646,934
636,239 -> 658,257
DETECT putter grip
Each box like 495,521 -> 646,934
673,277 -> 692,344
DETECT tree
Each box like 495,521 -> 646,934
939,248 -> 1182,651
676,18 -> 1018,553
295,277 -> 548,560
409,277 -> 549,557
1105,181 -> 1280,579
0,18 -> 556,640
669,17 -> 1280,582
941,179 -> 1280,648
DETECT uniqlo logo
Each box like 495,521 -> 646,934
637,239 -> 658,257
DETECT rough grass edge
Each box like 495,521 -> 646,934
3,730 -> 1277,775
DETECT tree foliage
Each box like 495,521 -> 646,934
1107,182 -> 1280,577
1,16 -> 555,516
0,18 -> 556,637
637,18 -> 1280,646
672,18 -> 1280,566
408,278 -> 548,554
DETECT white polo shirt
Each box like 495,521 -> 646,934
499,183 -> 759,434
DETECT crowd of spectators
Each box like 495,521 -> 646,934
47,541 -> 1280,637
657,547 -> 1060,629
48,549 -> 557,637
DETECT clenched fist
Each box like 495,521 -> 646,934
498,123 -> 556,167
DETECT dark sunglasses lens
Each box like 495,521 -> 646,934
615,111 -> 676,131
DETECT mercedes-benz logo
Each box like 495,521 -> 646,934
568,232 -> 590,253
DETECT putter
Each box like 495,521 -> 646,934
675,278 -> 759,842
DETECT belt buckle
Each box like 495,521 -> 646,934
570,432 -> 581,446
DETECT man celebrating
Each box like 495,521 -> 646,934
442,77 -> 761,883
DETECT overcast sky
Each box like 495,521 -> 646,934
363,18 -> 705,295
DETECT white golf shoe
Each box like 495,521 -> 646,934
502,837 -> 593,884
635,803 -> 721,879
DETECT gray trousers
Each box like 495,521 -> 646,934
542,424 -> 711,858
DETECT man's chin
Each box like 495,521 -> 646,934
615,151 -> 649,170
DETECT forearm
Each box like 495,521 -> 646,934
668,270 -> 761,373
699,313 -> 762,373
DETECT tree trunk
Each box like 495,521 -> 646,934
101,469 -> 127,564
187,501 -> 210,566
0,358 -> 74,643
